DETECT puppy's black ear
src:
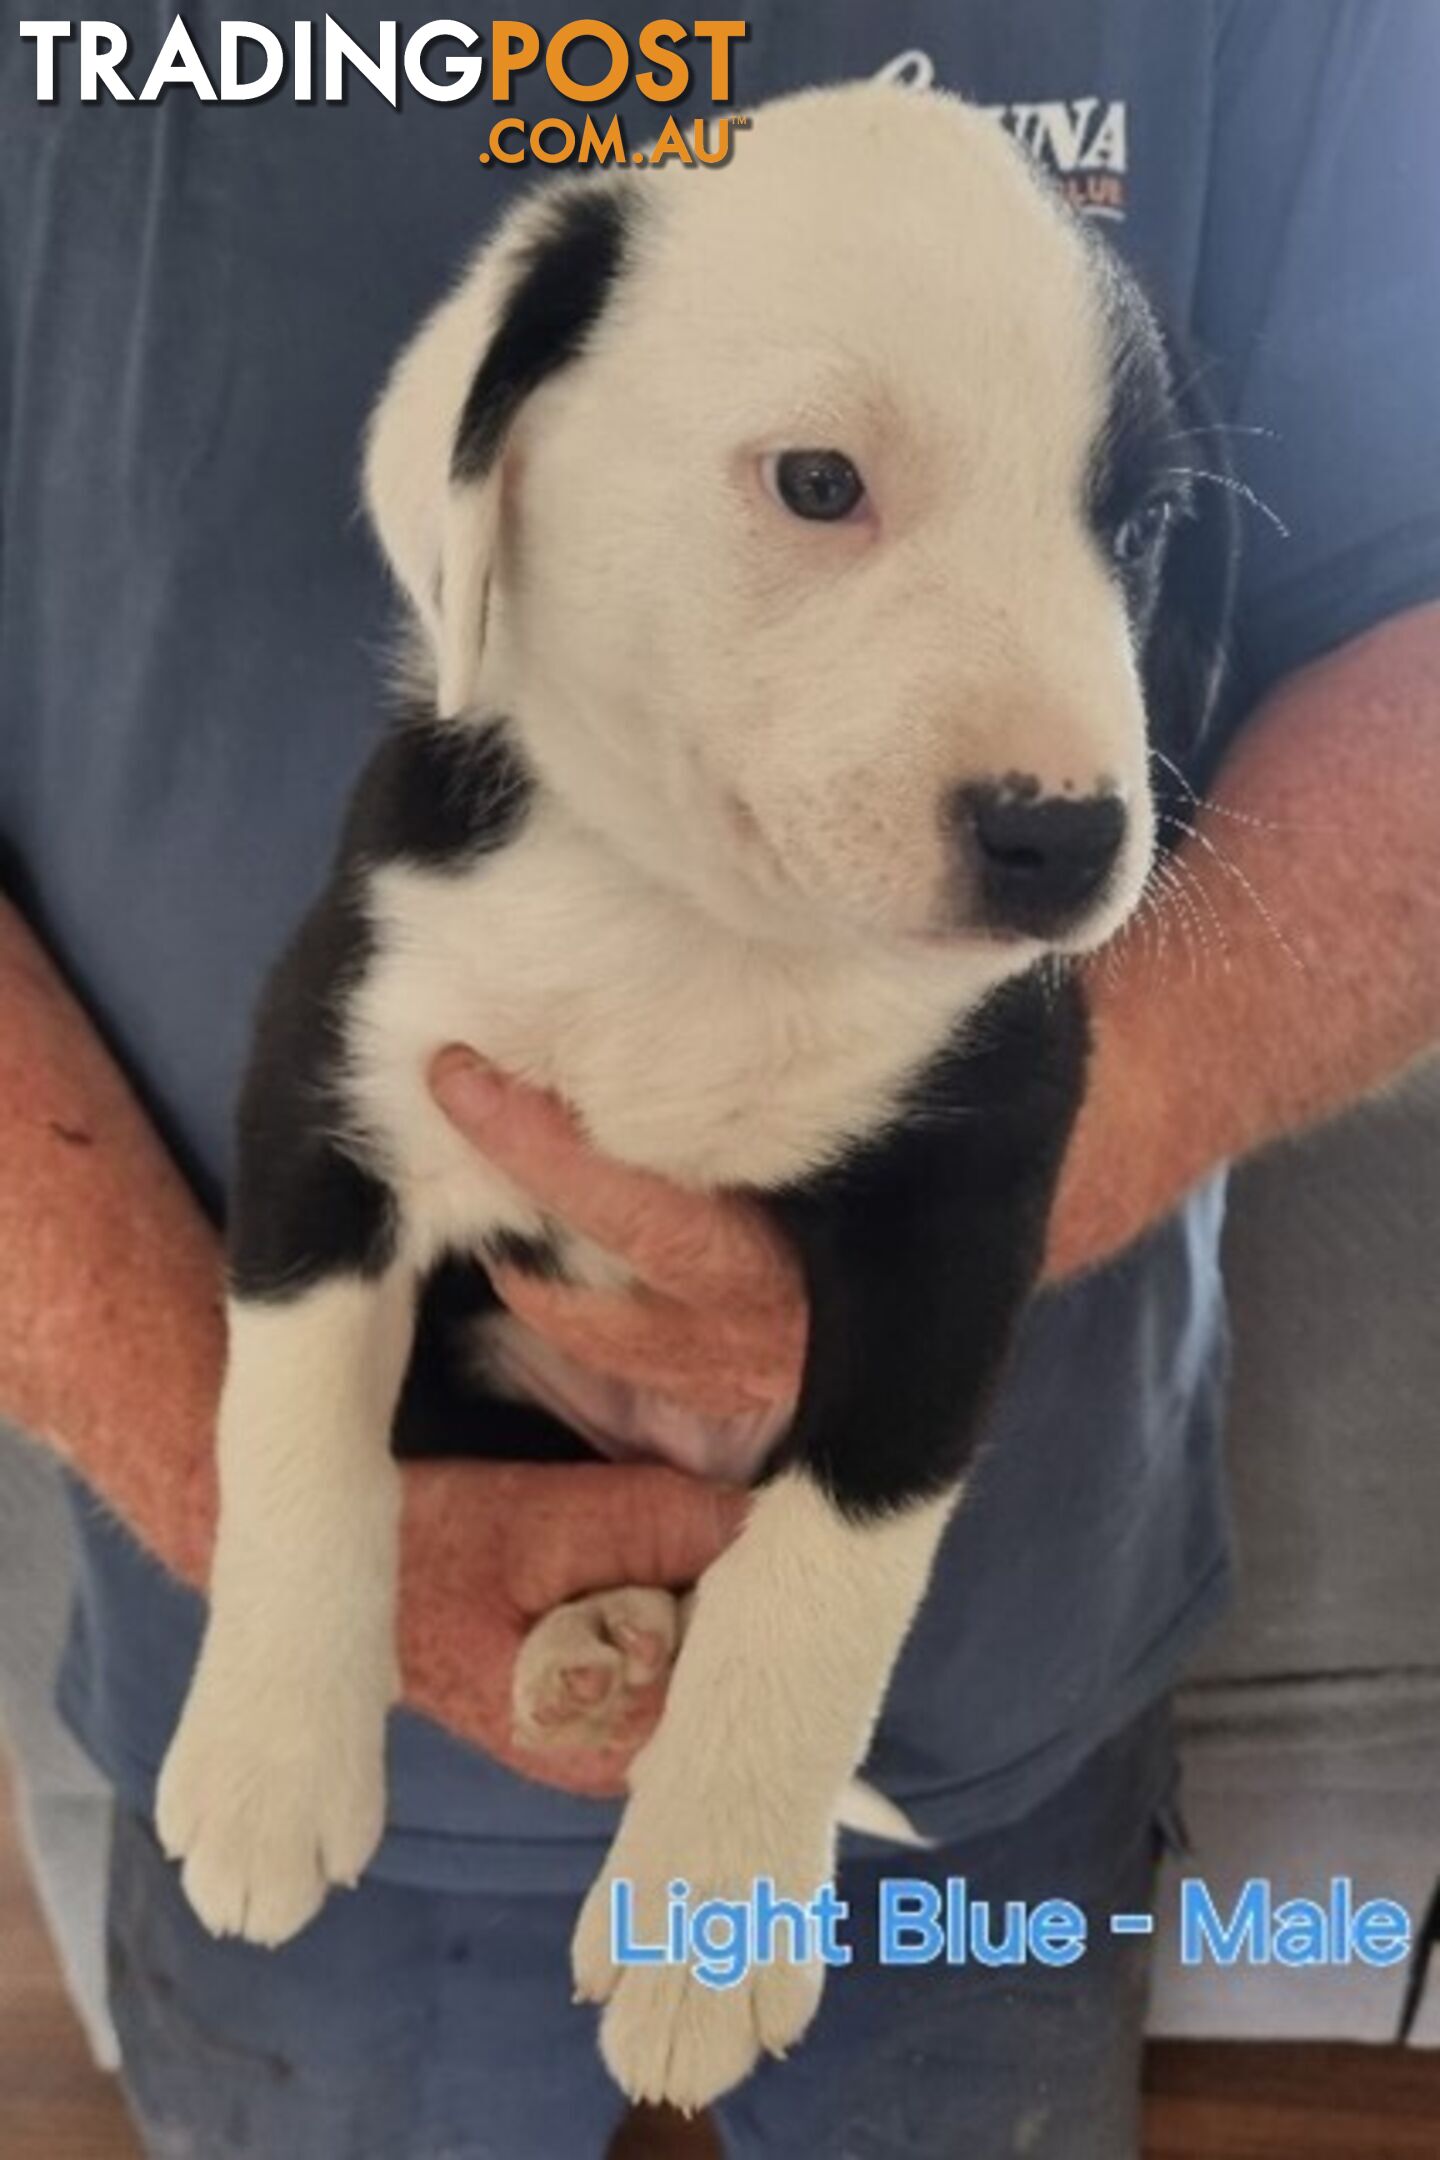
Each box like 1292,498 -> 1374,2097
451,187 -> 631,488
1144,346 -> 1241,808
365,183 -> 633,717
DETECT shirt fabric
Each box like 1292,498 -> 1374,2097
2,0 -> 1438,1894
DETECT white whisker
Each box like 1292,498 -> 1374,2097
1163,815 -> 1308,978
1161,465 -> 1290,541
1150,858 -> 1206,982
1148,746 -> 1300,836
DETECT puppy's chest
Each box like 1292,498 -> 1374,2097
349,832 -> 979,1220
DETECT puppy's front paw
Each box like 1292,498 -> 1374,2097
156,1655 -> 389,1947
599,1951 -> 822,2113
513,1586 -> 680,1750
572,1809 -> 832,2109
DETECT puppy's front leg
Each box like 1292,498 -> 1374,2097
572,1469 -> 954,2110
157,1267 -> 413,1944
578,974 -> 1087,2108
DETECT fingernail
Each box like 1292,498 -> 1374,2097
431,1049 -> 506,1121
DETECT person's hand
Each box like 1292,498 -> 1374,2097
430,1050 -> 809,1422
399,1457 -> 747,1797
398,1050 -> 806,1792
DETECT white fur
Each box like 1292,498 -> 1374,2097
161,83 -> 1158,2105
570,1473 -> 955,2105
156,1280 -> 409,1942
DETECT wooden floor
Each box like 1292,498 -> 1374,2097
2,1768 -> 1437,2158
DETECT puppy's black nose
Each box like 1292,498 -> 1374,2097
957,781 -> 1127,938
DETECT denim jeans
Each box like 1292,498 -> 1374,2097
109,1699 -> 1175,2160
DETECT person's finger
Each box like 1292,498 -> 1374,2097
498,1460 -> 750,1616
397,1459 -> 742,1794
430,1049 -> 795,1306
491,1266 -> 802,1416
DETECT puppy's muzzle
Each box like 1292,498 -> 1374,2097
952,780 -> 1127,940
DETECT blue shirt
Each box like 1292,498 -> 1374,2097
4,1 -> 1439,1891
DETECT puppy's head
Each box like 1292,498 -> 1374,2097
366,84 -> 1233,961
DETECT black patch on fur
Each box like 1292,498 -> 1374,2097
227,715 -> 531,1303
390,1257 -> 596,1463
1084,254 -> 1181,557
341,712 -> 532,871
1084,246 -> 1239,823
770,967 -> 1088,1518
228,884 -> 397,1300
451,187 -> 631,486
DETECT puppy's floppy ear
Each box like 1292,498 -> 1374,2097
364,183 -> 632,716
1144,346 -> 1241,798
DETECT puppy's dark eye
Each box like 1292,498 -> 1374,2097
1112,492 -> 1180,568
770,449 -> 865,522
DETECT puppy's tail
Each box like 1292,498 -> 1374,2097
837,1779 -> 933,1849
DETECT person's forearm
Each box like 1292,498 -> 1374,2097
1048,598 -> 1440,1279
0,896 -> 223,1580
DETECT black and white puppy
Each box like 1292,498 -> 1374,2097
158,84 -> 1233,2109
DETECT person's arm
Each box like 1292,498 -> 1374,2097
0,895 -> 742,1793
1048,596 -> 1440,1278
0,895 -> 224,1581
432,597 -> 1440,1397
